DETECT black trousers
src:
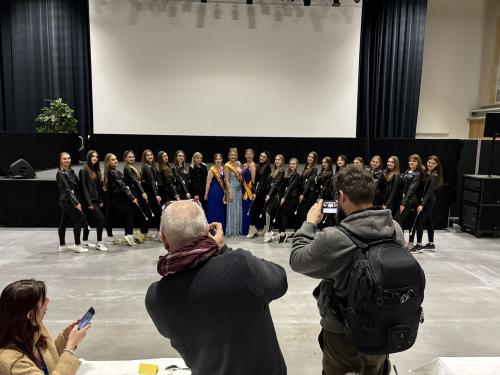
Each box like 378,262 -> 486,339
297,192 -> 317,228
137,196 -> 152,234
58,200 -> 83,246
106,195 -> 135,235
144,188 -> 161,229
394,204 -> 417,241
83,204 -> 105,242
278,196 -> 299,233
415,198 -> 435,243
250,192 -> 267,229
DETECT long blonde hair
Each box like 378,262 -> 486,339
191,151 -> 203,168
287,158 -> 299,177
58,152 -> 71,170
103,153 -> 116,192
272,154 -> 285,178
123,150 -> 141,179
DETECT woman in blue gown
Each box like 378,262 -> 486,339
224,147 -> 243,236
204,153 -> 226,230
241,149 -> 256,235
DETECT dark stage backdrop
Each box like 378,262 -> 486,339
357,0 -> 427,140
0,0 -> 92,137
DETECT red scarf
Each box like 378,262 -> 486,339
157,236 -> 223,277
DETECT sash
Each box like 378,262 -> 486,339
225,162 -> 242,181
210,166 -> 226,204
242,173 -> 253,201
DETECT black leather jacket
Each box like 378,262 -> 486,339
173,165 -> 190,196
383,173 -> 402,207
123,164 -> 145,198
57,168 -> 81,206
268,169 -> 285,198
79,167 -> 103,206
301,167 -> 318,197
316,171 -> 334,200
421,172 -> 439,207
282,173 -> 301,200
401,170 -> 421,207
159,166 -> 178,200
255,164 -> 272,195
108,168 -> 135,201
142,163 -> 160,197
189,164 -> 208,198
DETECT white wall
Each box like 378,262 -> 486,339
89,0 -> 361,137
416,0 -> 486,139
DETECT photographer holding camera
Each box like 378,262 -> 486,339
145,200 -> 288,375
290,165 -> 405,375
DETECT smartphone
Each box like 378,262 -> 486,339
321,200 -> 338,214
77,307 -> 95,330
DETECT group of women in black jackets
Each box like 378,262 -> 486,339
56,147 -> 443,253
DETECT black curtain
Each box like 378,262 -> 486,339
357,0 -> 427,139
0,0 -> 92,137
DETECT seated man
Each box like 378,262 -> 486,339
145,200 -> 288,375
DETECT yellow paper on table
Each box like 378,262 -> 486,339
138,363 -> 159,375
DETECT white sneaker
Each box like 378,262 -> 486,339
247,225 -> 258,239
124,235 -> 135,246
58,245 -> 71,252
106,236 -> 118,245
263,231 -> 274,243
95,242 -> 108,251
72,245 -> 88,253
81,241 -> 96,249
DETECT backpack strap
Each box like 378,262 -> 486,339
336,225 -> 396,253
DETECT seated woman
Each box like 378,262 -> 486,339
0,279 -> 90,375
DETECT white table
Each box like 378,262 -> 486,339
77,357 -> 190,375
410,357 -> 500,375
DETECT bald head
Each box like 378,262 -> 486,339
160,200 -> 208,251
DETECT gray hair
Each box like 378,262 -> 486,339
160,200 -> 208,250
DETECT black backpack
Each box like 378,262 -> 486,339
331,225 -> 426,355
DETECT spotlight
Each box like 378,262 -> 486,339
303,0 -> 311,5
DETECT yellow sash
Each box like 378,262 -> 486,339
225,162 -> 242,181
210,166 -> 226,204
242,171 -> 253,201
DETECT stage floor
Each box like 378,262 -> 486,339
0,227 -> 499,374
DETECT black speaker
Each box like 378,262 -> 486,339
8,159 -> 36,179
484,112 -> 500,137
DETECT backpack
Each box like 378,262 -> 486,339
331,225 -> 426,355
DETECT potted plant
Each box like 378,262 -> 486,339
35,98 -> 78,133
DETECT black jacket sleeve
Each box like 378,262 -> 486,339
402,171 -> 420,206
173,167 -> 189,195
255,165 -> 272,195
385,173 -> 401,207
160,169 -> 178,198
284,174 -> 300,200
302,167 -> 318,196
124,166 -> 145,195
111,169 -> 135,201
57,170 -> 80,206
79,168 -> 93,207
268,170 -> 285,197
421,173 -> 439,207
319,173 -> 333,200
142,165 -> 159,196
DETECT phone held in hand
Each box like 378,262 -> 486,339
321,200 -> 337,214
77,307 -> 95,330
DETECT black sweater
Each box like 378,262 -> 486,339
123,164 -> 145,198
301,167 -> 318,197
142,164 -> 160,197
383,173 -> 402,207
281,173 -> 301,200
56,169 -> 81,206
268,169 -> 285,198
107,169 -> 135,201
173,165 -> 190,197
189,164 -> 208,198
145,247 -> 287,375
421,172 -> 440,207
159,167 -> 178,200
255,164 -> 272,195
316,171 -> 333,200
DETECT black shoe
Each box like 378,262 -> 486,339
278,234 -> 286,243
423,243 -> 436,252
409,244 -> 424,254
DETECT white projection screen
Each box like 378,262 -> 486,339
89,0 -> 361,137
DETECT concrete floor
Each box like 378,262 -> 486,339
0,227 -> 499,374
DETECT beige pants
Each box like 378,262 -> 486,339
320,329 -> 390,375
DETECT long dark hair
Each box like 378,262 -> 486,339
0,280 -> 48,368
141,149 -> 157,172
408,154 -> 424,173
257,151 -> 271,176
425,155 -> 443,185
157,151 -> 173,177
85,150 -> 100,181
302,151 -> 318,177
320,156 -> 333,176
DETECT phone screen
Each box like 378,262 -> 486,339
321,200 -> 338,214
77,307 -> 95,330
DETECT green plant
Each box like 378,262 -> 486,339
35,98 -> 78,133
